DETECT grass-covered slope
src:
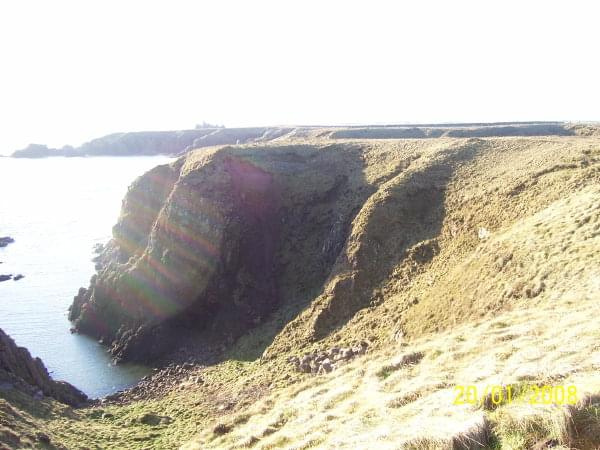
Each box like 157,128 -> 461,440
186,182 -> 600,449
2,134 -> 600,449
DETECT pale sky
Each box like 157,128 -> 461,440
0,0 -> 598,154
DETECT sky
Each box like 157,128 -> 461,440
0,0 -> 598,154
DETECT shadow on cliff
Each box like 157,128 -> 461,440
181,144 -> 375,364
241,140 -> 486,361
309,142 -> 485,341
87,144 -> 374,366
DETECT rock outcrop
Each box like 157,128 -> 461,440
68,135 -> 600,366
0,328 -> 87,406
69,143 -> 372,362
0,236 -> 14,247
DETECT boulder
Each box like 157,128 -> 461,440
0,236 -> 14,247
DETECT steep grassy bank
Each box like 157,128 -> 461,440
2,134 -> 600,449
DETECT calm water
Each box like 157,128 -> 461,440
0,156 -> 174,398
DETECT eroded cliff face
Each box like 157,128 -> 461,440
69,143 -> 373,362
0,328 -> 87,406
69,137 -> 600,365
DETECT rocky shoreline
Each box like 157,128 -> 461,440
98,362 -> 203,405
0,237 -> 25,283
0,328 -> 87,407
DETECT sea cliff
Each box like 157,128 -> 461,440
0,328 -> 86,407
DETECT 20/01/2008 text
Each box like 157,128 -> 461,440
453,384 -> 578,406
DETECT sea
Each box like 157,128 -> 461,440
0,155 -> 174,398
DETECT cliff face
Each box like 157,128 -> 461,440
0,328 -> 87,406
69,143 -> 369,361
69,136 -> 600,365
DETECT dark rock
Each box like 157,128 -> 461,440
397,351 -> 424,366
213,423 -> 232,435
261,426 -> 278,437
352,344 -> 367,355
1,428 -> 21,447
36,432 -> 51,444
69,144 -> 371,364
340,348 -> 354,360
139,413 -> 171,426
0,274 -> 12,282
13,274 -> 24,281
0,236 -> 14,247
244,436 -> 260,446
70,153 -> 282,363
104,393 -> 122,402
0,327 -> 87,406
531,439 -> 559,449
320,359 -> 333,373
292,342 -> 369,374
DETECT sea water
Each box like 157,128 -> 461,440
0,155 -> 174,397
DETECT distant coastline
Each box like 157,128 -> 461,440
10,122 -> 599,158
10,127 -> 293,158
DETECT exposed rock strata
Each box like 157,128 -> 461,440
0,328 -> 87,406
69,136 -> 600,366
69,143 -> 373,362
64,140 -> 464,361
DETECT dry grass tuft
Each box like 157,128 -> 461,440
376,351 -> 424,379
